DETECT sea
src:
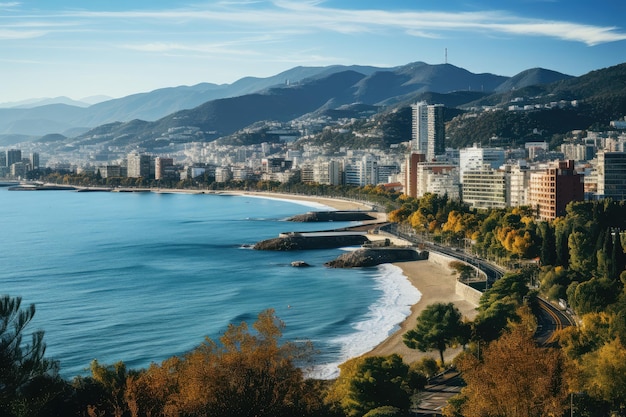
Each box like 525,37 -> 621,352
0,187 -> 421,379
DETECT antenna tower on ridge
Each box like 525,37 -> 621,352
445,48 -> 448,64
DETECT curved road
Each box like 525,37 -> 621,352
380,222 -> 577,415
535,297 -> 576,345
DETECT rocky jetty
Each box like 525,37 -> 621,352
325,248 -> 427,268
254,234 -> 369,251
8,184 -> 77,191
287,211 -> 376,222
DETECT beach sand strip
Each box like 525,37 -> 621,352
239,192 -> 479,364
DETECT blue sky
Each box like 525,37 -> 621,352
1,0 -> 625,102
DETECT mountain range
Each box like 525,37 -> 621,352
1,61 -> 624,151
0,62 -> 567,139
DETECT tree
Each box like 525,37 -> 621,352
539,221 -> 557,266
403,303 -> 467,366
0,295 -> 60,416
478,271 -> 529,312
86,360 -> 132,417
567,278 -> 618,315
449,261 -> 475,283
363,406 -> 404,417
557,312 -> 613,360
123,309 -> 324,417
611,231 -> 626,282
576,338 -> 626,413
569,230 -> 596,278
472,299 -> 519,343
456,324 -> 571,417
554,218 -> 571,268
326,354 -> 412,417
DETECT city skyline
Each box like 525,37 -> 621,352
1,0 -> 625,104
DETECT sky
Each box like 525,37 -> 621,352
1,0 -> 625,103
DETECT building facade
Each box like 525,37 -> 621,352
404,152 -> 426,198
417,162 -> 460,200
313,160 -> 342,186
155,157 -> 174,180
459,144 -> 506,183
461,165 -> 508,209
127,152 -> 152,178
528,160 -> 584,221
505,162 -> 530,208
6,149 -> 22,167
597,151 -> 626,201
411,102 -> 445,161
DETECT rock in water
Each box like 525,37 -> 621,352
325,248 -> 426,268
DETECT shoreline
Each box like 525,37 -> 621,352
232,191 -> 479,365
61,187 -> 476,365
364,260 -> 478,364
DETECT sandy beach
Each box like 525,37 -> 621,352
365,260 -> 478,364
234,191 -> 375,212
242,191 -> 479,364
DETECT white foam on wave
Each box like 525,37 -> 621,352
238,193 -> 334,211
307,263 -> 422,379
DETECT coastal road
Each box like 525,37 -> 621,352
380,222 -> 575,341
412,369 -> 464,416
535,297 -> 576,345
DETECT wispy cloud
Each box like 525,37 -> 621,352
121,39 -> 270,57
4,1 -> 626,47
0,29 -> 45,39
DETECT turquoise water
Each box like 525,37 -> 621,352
0,188 -> 420,379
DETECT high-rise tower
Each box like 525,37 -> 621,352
411,102 -> 445,161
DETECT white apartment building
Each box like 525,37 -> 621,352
344,156 -> 378,186
411,102 -> 445,161
313,160 -> 343,186
561,143 -> 595,161
214,167 -> 232,182
505,162 -> 530,207
462,165 -> 508,209
459,144 -> 506,183
300,164 -> 315,183
127,152 -> 152,178
232,166 -> 253,181
416,162 -> 460,199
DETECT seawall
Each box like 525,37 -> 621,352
427,251 -> 483,307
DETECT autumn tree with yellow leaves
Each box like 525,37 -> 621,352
449,316 -> 571,417
83,309 -> 328,417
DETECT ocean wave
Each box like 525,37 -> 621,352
239,194 -> 334,211
307,264 -> 421,379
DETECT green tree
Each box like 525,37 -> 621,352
567,278 -> 618,315
0,295 -> 60,416
327,354 -> 412,417
611,231 -> 626,282
403,303 -> 467,366
554,218 -> 571,268
569,230 -> 596,278
473,299 -> 519,343
472,271 -> 531,342
478,271 -> 529,311
538,221 -> 557,266
449,261 -> 475,283
539,265 -> 570,301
